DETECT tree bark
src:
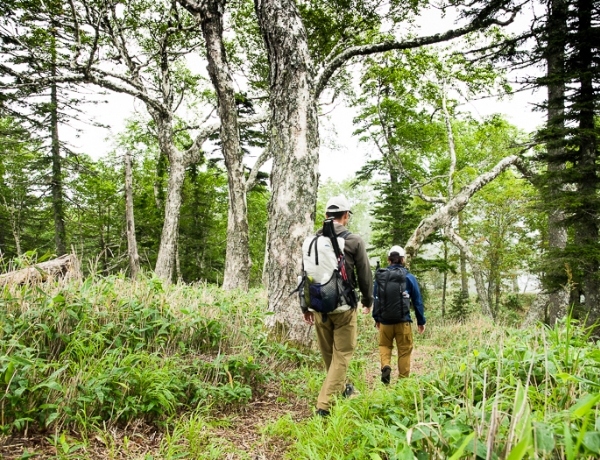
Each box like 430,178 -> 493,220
445,226 -> 492,316
2,197 -> 23,257
458,214 -> 469,297
405,154 -> 522,259
50,36 -> 67,257
197,0 -> 252,291
124,149 -> 140,278
255,0 -> 320,342
441,240 -> 448,317
154,151 -> 186,281
573,0 -> 599,326
0,254 -> 78,285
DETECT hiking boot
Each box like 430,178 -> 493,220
316,408 -> 330,417
343,383 -> 360,398
381,365 -> 392,385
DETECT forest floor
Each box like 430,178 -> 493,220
0,346 -> 438,460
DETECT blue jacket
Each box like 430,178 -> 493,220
372,264 -> 426,326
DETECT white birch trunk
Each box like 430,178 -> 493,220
441,82 -> 457,199
154,151 -> 186,281
197,0 -> 252,291
255,0 -> 319,342
445,226 -> 492,316
124,149 -> 140,278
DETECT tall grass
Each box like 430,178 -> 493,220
0,274 -> 311,436
265,314 -> 600,459
2,274 -> 599,459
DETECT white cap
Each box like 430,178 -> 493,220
326,195 -> 353,214
388,245 -> 405,257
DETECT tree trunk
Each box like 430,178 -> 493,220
458,214 -> 469,298
545,0 -> 569,324
124,149 -> 140,278
441,240 -> 448,317
574,0 -> 599,326
255,0 -> 320,342
0,254 -> 78,286
199,0 -> 251,291
50,39 -> 66,256
154,153 -> 186,281
445,227 -> 492,316
2,197 -> 22,257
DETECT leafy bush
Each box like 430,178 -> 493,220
0,275 -> 311,434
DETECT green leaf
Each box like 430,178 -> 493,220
534,422 -> 555,453
570,393 -> 600,419
449,432 -> 475,460
45,412 -> 60,427
564,421 -> 574,460
583,432 -> 600,454
4,361 -> 15,384
506,437 -> 531,460
394,444 -> 414,460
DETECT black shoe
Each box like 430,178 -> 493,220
343,383 -> 359,398
316,408 -> 330,417
381,365 -> 392,385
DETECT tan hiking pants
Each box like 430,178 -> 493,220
314,309 -> 357,411
379,322 -> 413,378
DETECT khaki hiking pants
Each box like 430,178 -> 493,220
314,309 -> 357,411
379,322 -> 413,378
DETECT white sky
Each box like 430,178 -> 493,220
61,4 -> 545,182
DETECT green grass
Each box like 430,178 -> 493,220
0,274 -> 314,437
264,314 -> 600,459
1,275 -> 599,459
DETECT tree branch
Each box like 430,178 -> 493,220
184,111 -> 268,166
246,148 -> 272,192
405,153 -> 522,258
315,11 -> 517,98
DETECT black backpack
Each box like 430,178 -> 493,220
374,266 -> 410,323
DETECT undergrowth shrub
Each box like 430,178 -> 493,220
268,316 -> 600,459
0,274 -> 311,434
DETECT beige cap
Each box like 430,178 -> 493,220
325,195 -> 353,214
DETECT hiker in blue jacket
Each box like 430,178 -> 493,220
372,245 -> 426,384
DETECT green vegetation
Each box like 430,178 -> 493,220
1,277 -> 599,458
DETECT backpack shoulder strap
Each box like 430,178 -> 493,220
337,230 -> 351,240
307,235 -> 320,265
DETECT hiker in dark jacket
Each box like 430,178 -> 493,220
372,245 -> 426,384
303,195 -> 373,416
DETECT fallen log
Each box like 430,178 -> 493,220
0,254 -> 79,286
